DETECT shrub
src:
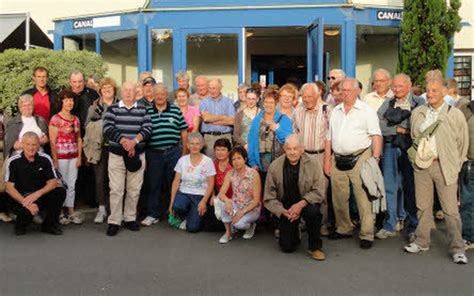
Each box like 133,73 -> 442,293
0,48 -> 107,115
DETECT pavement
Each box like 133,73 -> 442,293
0,215 -> 473,296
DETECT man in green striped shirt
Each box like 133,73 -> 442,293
142,83 -> 188,226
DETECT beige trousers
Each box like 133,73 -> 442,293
308,153 -> 329,226
107,153 -> 146,225
331,149 -> 374,240
203,133 -> 232,159
413,161 -> 464,254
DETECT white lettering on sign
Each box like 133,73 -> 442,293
377,11 -> 403,21
73,19 -> 93,29
73,16 -> 121,29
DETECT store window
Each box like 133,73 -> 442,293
100,30 -> 138,84
454,56 -> 472,100
151,29 -> 173,90
63,34 -> 96,51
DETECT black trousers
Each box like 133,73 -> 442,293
279,203 -> 322,253
9,187 -> 65,230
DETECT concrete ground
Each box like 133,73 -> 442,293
0,217 -> 473,296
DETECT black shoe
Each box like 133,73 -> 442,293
106,224 -> 120,236
360,239 -> 373,249
328,232 -> 352,240
124,221 -> 140,231
41,226 -> 63,235
14,227 -> 27,236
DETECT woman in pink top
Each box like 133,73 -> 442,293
175,88 -> 200,132
49,90 -> 82,225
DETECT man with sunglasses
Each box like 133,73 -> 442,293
325,69 -> 346,106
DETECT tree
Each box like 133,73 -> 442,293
397,0 -> 462,86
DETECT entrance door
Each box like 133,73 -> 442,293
307,17 -> 324,82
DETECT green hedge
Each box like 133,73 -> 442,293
0,48 -> 107,115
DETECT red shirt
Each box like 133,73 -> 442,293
33,90 -> 50,122
214,159 -> 233,199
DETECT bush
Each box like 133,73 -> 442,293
0,48 -> 107,115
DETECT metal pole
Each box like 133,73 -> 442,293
25,12 -> 30,50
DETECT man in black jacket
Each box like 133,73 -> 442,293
22,66 -> 58,121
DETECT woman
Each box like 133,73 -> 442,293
85,77 -> 118,224
233,88 -> 261,149
169,133 -> 215,233
278,83 -> 298,119
248,90 -> 293,179
49,90 -> 82,225
4,94 -> 49,158
175,88 -> 200,132
217,146 -> 261,243
234,83 -> 249,111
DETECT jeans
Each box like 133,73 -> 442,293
146,145 -> 181,219
460,161 -> 474,242
172,191 -> 204,233
382,143 -> 418,233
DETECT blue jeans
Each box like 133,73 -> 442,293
382,142 -> 418,233
146,145 -> 181,219
172,191 -> 203,233
460,161 -> 474,242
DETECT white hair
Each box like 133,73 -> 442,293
329,69 -> 346,78
175,71 -> 190,81
372,68 -> 391,80
284,134 -> 304,147
187,132 -> 204,145
300,82 -> 320,95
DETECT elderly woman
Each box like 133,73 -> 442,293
234,83 -> 249,111
4,94 -> 49,158
49,90 -> 82,225
175,88 -> 200,132
233,88 -> 261,149
248,90 -> 293,178
169,133 -> 216,233
85,77 -> 118,224
217,146 -> 261,243
278,83 -> 299,119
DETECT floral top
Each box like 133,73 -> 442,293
49,113 -> 80,159
230,166 -> 260,212
214,159 -> 233,199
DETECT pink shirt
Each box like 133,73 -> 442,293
182,105 -> 200,132
49,114 -> 80,159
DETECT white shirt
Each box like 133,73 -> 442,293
419,103 -> 445,157
19,116 -> 43,139
174,154 -> 216,195
327,99 -> 381,155
363,89 -> 394,112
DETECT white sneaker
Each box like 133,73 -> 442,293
243,223 -> 256,239
404,242 -> 429,254
179,220 -> 187,230
59,214 -> 70,225
141,216 -> 159,226
69,212 -> 83,225
453,253 -> 468,264
94,211 -> 107,224
32,215 -> 43,224
375,229 -> 396,239
219,233 -> 232,244
0,212 -> 12,222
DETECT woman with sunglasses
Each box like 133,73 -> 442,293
233,88 -> 261,150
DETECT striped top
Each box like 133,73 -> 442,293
103,101 -> 152,154
147,103 -> 188,150
293,103 -> 332,152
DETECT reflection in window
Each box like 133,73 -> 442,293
100,30 -> 138,84
63,34 -> 96,51
151,29 -> 173,90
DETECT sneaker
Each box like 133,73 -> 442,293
375,229 -> 396,239
465,241 -> 474,251
68,212 -> 83,225
141,216 -> 159,226
404,242 -> 429,253
94,211 -> 107,224
59,214 -> 70,225
243,223 -> 256,239
308,249 -> 326,261
219,233 -> 232,244
395,220 -> 404,232
274,229 -> 280,239
0,212 -> 12,222
32,215 -> 43,225
452,253 -> 468,264
179,220 -> 187,230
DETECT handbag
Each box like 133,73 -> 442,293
335,149 -> 367,171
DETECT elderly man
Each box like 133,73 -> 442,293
376,74 -> 425,241
103,81 -> 152,236
189,75 -> 209,107
405,78 -> 469,264
5,132 -> 65,235
22,66 -> 58,121
324,78 -> 382,249
363,68 -> 394,112
137,76 -> 157,109
69,70 -> 99,134
325,69 -> 346,106
141,83 -> 188,226
293,82 -> 332,235
199,78 -> 235,158
264,134 -> 325,260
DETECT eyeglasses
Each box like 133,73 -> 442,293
328,76 -> 337,80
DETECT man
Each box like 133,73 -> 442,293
264,134 -> 326,261
141,83 -> 188,226
405,78 -> 469,265
103,81 -> 152,236
376,74 -> 425,241
22,66 -> 58,121
324,78 -> 382,249
171,71 -> 194,103
69,70 -> 99,135
293,82 -> 332,235
137,76 -> 157,109
363,68 -> 394,112
325,69 -> 346,106
189,75 -> 209,107
199,78 -> 235,158
5,132 -> 65,235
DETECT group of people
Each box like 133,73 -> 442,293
0,66 -> 472,265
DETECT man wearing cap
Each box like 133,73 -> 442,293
137,77 -> 157,109
103,81 -> 152,236
405,78 -> 469,265
199,78 -> 235,158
